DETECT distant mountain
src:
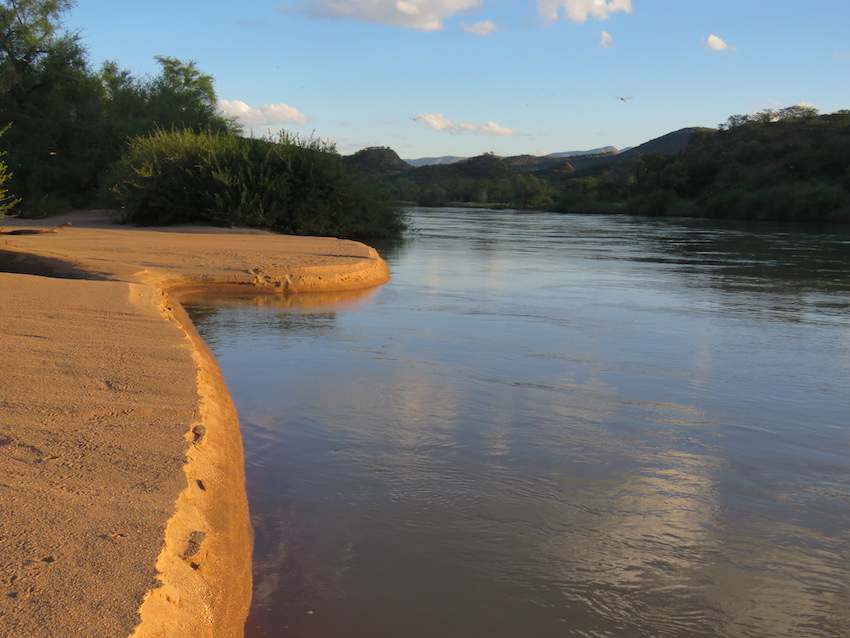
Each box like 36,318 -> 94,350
405,156 -> 465,167
617,127 -> 712,159
547,146 -> 619,158
405,146 -> 620,167
564,130 -> 707,170
345,113 -> 850,222
350,130 -> 711,179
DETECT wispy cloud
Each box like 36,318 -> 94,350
747,99 -> 783,110
703,34 -> 736,51
287,0 -> 631,30
412,113 -> 517,136
218,100 -> 310,130
598,30 -> 613,49
536,0 -> 632,25
745,100 -> 818,116
795,101 -> 818,110
287,0 -> 482,32
462,20 -> 497,35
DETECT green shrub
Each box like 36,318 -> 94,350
0,124 -> 20,217
698,181 -> 850,222
624,189 -> 680,216
110,129 -> 406,238
416,184 -> 448,207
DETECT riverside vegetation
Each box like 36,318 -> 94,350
2,1 -> 847,230
0,123 -> 18,216
0,0 -> 404,238
349,106 -> 850,224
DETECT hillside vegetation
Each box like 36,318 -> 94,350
349,108 -> 850,223
598,108 -> 850,222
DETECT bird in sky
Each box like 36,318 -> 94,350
616,95 -> 633,103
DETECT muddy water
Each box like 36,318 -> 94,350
183,208 -> 850,638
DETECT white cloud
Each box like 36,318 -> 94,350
703,34 -> 736,51
462,20 -> 497,35
746,100 -> 818,115
288,0 -> 482,32
467,120 -> 515,135
412,113 -> 516,136
414,113 -> 454,131
218,100 -> 309,130
747,99 -> 783,110
536,0 -> 632,24
598,30 -> 613,48
287,0 -> 634,30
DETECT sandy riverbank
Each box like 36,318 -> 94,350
0,211 -> 391,637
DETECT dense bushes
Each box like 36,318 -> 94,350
110,129 -> 406,239
698,181 -> 850,223
0,124 -> 19,216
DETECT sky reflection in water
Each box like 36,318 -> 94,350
185,209 -> 850,638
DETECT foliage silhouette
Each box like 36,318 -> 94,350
111,129 -> 406,239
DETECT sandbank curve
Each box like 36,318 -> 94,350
0,210 -> 390,637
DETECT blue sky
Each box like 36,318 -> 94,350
68,0 -> 850,159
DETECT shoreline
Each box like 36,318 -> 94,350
0,211 -> 391,637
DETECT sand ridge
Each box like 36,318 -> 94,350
0,211 -> 391,637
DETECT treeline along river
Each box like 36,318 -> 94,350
183,208 -> 850,638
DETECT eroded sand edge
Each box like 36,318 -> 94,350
0,211 -> 391,637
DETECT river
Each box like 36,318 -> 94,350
182,208 -> 850,638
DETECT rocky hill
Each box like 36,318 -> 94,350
346,129 -> 702,180
618,127 -> 713,159
343,147 -> 411,180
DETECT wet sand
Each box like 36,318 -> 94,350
0,211 -> 390,637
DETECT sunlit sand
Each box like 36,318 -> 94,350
0,210 -> 389,637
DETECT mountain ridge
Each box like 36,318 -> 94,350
344,111 -> 850,223
405,145 -> 620,167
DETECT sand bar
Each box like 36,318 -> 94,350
0,211 -> 390,637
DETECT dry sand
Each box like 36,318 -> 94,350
0,211 -> 391,637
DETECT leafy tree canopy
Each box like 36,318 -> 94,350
0,0 -> 237,213
0,122 -> 20,215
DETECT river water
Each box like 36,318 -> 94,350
182,208 -> 850,638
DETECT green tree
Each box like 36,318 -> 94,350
0,0 -> 106,209
98,60 -> 148,132
719,113 -> 752,130
511,173 -> 553,209
777,104 -> 819,121
94,57 -> 237,196
0,122 -> 20,215
417,184 -> 447,207
0,0 -> 75,97
145,56 -> 236,133
1,1 -> 237,213
390,176 -> 418,202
